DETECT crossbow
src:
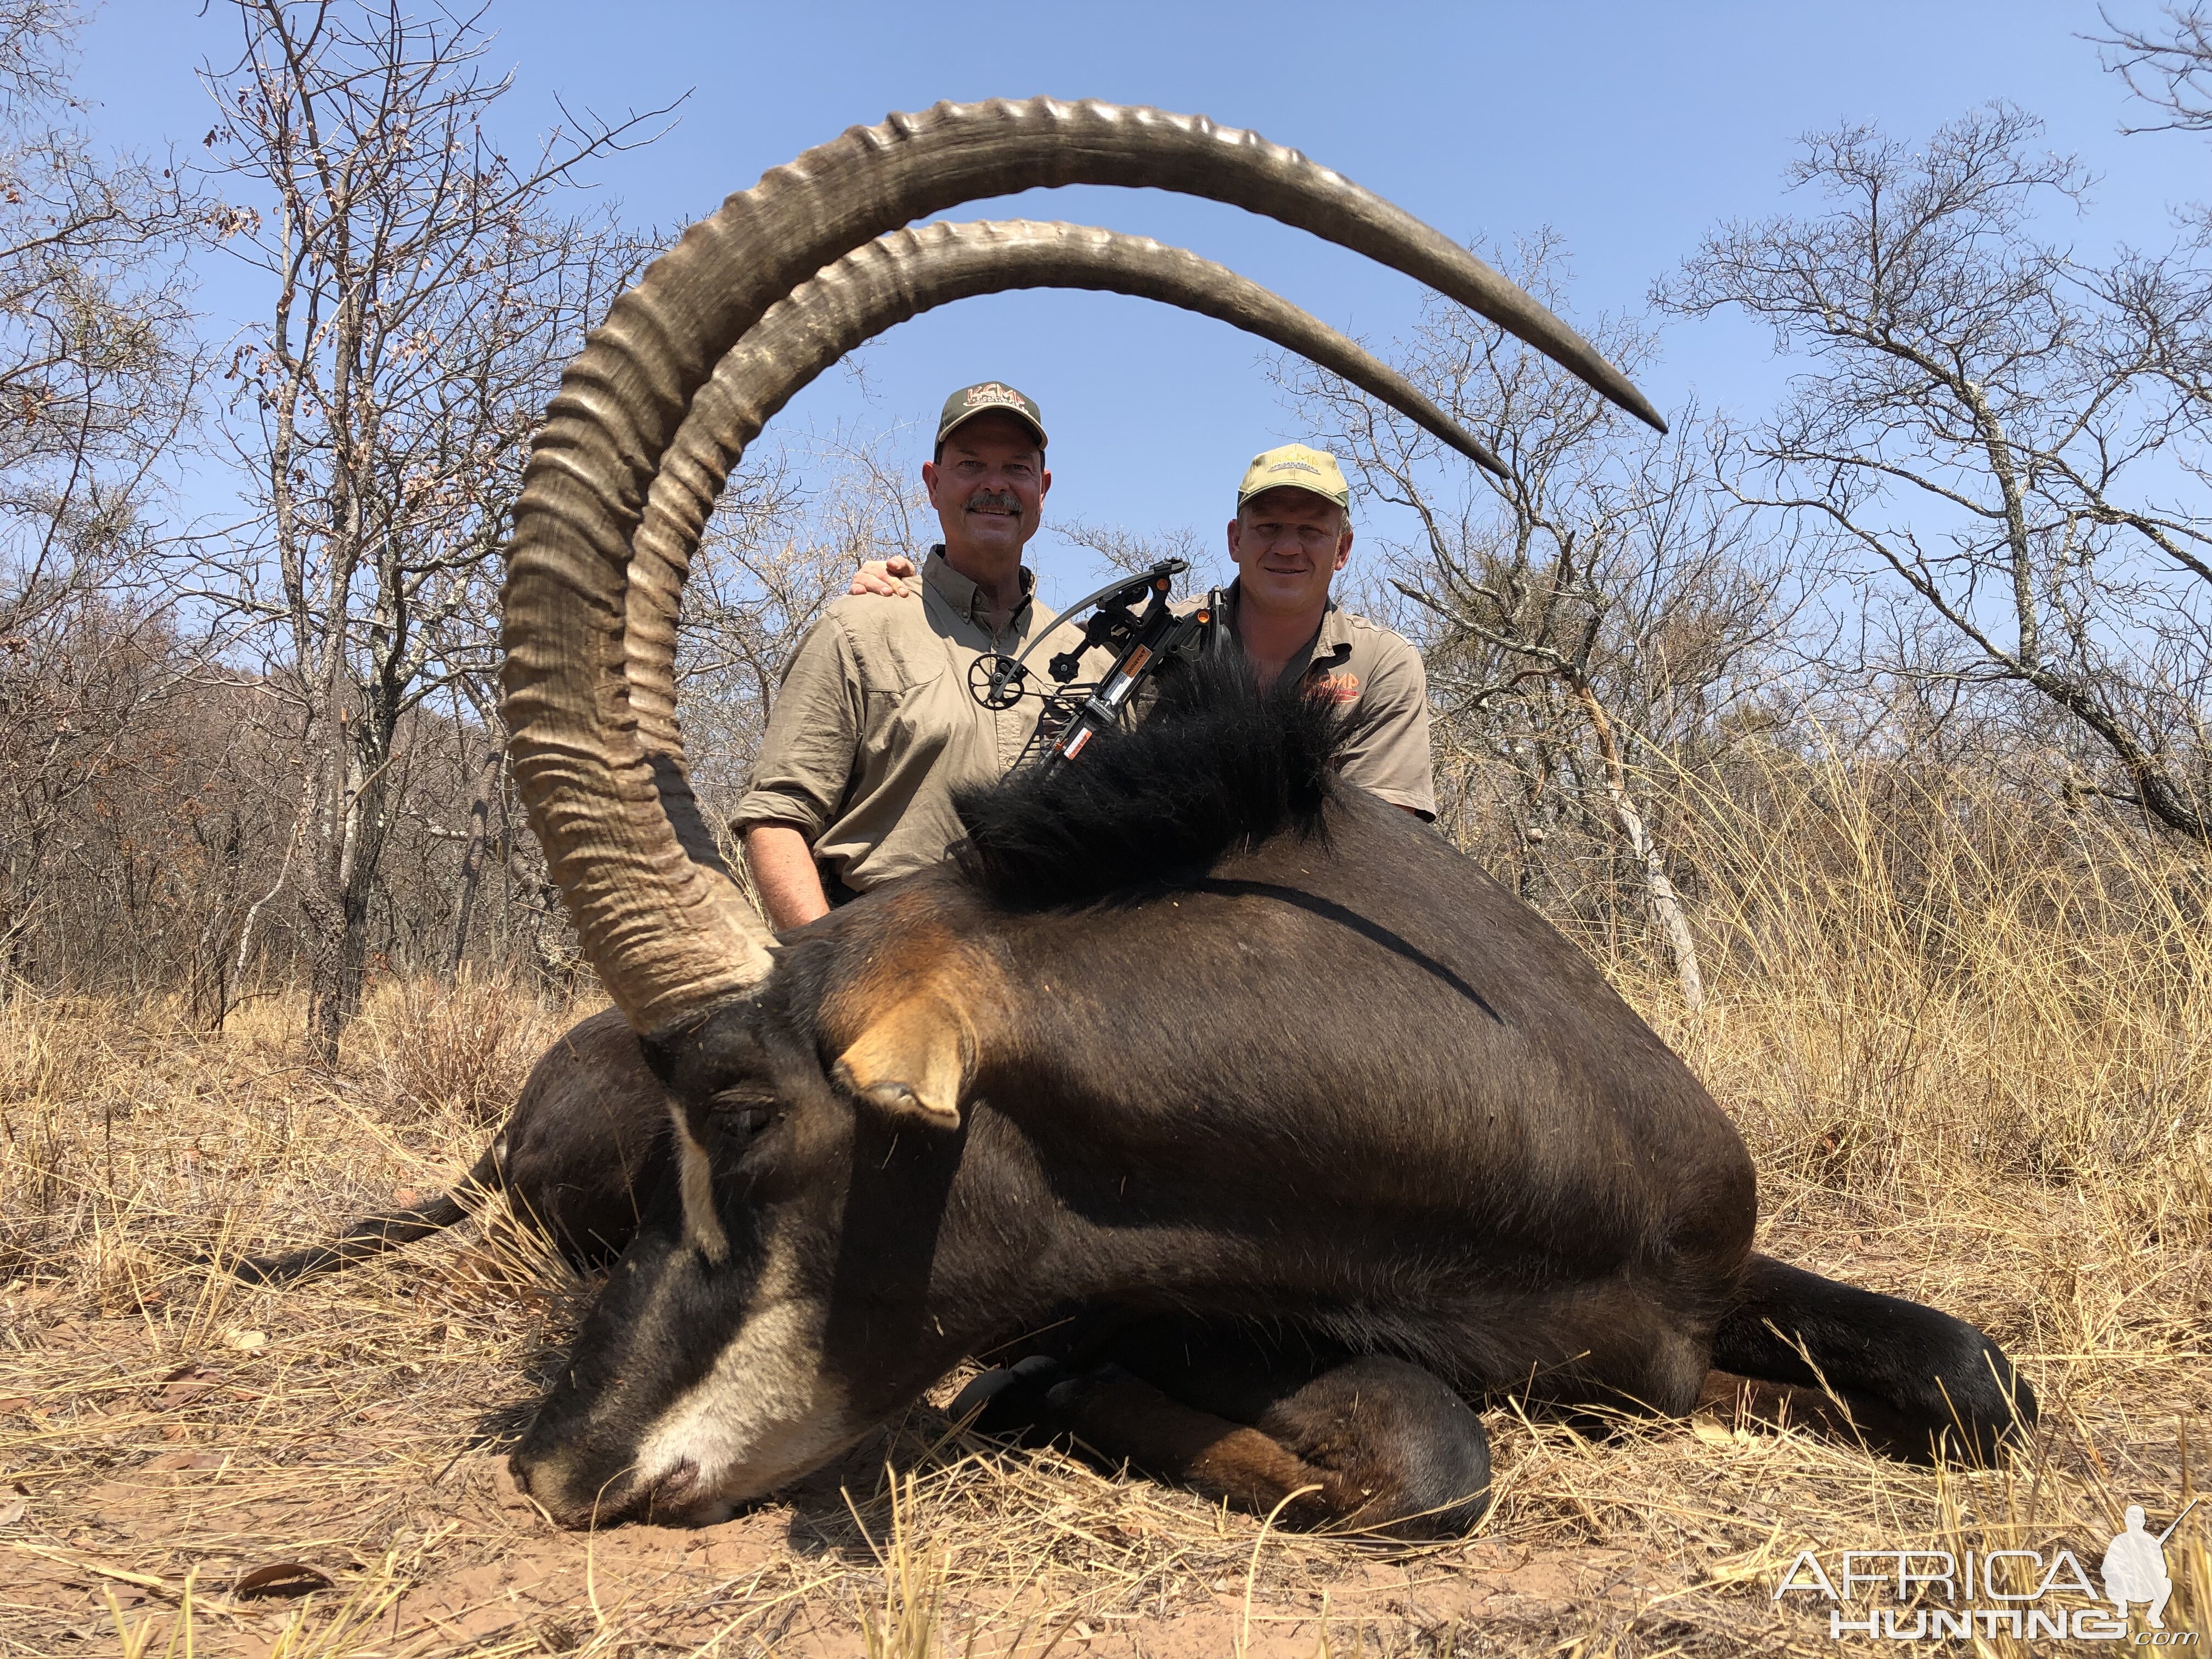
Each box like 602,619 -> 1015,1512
967,559 -> 1214,777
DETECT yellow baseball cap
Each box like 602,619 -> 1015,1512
1236,443 -> 1351,511
937,381 -> 1047,448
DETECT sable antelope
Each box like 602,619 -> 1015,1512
249,100 -> 2035,1534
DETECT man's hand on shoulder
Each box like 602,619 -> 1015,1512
849,555 -> 920,597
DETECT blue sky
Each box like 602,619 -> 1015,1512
77,1 -> 2210,601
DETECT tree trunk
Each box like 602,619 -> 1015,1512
302,689 -> 346,1062
1571,682 -> 1706,1014
304,704 -> 388,1064
303,833 -> 355,1065
445,744 -> 500,978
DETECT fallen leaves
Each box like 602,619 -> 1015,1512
232,1560 -> 332,1600
154,1364 -> 221,1409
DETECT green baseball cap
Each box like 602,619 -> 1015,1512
1237,443 -> 1351,511
936,381 -> 1047,449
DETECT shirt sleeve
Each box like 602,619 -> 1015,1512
731,616 -> 865,840
1337,636 -> 1436,819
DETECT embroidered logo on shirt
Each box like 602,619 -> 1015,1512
1310,671 -> 1361,704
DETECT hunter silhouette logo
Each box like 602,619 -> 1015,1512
2105,1500 -> 2198,1629
1776,1500 -> 2203,1642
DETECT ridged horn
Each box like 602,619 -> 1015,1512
623,217 -> 1512,853
503,98 -> 1662,1036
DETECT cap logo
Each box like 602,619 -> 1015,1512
1237,443 -> 1348,508
965,382 -> 1025,410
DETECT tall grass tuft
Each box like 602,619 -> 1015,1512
1638,745 -> 2211,1203
354,967 -> 570,1127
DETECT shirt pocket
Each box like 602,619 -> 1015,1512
859,661 -> 961,784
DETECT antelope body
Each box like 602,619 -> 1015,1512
249,675 -> 2034,1533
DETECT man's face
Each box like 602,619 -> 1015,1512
922,413 -> 1050,561
1226,487 -> 1352,617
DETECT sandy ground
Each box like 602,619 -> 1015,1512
4,939 -> 2210,1655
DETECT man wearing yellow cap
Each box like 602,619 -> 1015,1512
733,381 -> 1096,929
1200,443 -> 1435,817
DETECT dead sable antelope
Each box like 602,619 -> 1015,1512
244,100 -> 2036,1534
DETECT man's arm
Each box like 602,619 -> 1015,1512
743,824 -> 831,931
732,614 -> 866,926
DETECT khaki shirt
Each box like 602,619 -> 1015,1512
733,550 -> 1086,894
1189,581 -> 1436,819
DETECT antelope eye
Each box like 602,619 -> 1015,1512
706,1090 -> 776,1134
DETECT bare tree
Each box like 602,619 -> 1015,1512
200,0 -> 669,1059
1664,107 -> 2212,844
0,2 -> 200,572
1282,239 -> 1792,1012
2094,5 -> 2212,588
0,1 -> 207,990
2096,3 -> 2212,134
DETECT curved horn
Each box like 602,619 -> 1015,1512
504,99 -> 1661,1035
623,217 -> 1512,884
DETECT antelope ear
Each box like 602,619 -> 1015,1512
830,996 -> 971,1130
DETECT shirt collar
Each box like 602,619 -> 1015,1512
924,546 -> 1035,629
1220,578 -> 1352,680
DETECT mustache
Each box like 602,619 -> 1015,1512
964,490 -> 1022,514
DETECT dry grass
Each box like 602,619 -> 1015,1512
3,756 -> 2209,1656
354,970 -> 575,1130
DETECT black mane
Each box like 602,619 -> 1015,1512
951,656 -> 1346,909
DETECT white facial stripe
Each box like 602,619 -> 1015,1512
670,1105 -> 730,1265
631,1240 -> 857,1506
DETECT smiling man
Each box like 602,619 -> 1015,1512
734,381 -> 1087,930
1199,443 -> 1435,819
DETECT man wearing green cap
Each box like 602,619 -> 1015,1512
850,439 -> 1435,818
733,381 -> 1092,930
